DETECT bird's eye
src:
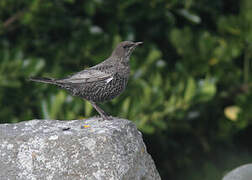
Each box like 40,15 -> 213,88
123,45 -> 130,49
123,44 -> 133,49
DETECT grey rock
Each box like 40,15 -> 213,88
223,164 -> 252,180
0,118 -> 161,180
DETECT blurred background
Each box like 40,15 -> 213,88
0,0 -> 252,179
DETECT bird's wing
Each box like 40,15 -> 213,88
57,69 -> 113,84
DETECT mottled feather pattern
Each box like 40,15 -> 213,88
29,41 -> 142,120
61,73 -> 128,102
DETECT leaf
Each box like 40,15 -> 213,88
84,1 -> 96,16
84,101 -> 93,117
22,58 -> 45,76
177,9 -> 201,24
121,97 -> 130,116
146,49 -> 162,65
224,106 -> 241,121
184,77 -> 196,103
197,78 -> 216,102
41,100 -> 50,119
50,91 -> 66,119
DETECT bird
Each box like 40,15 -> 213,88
29,41 -> 143,120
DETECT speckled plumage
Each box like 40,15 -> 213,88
30,41 -> 142,120
60,67 -> 129,102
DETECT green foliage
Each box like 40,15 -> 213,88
0,0 -> 252,179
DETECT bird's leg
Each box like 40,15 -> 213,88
89,101 -> 112,120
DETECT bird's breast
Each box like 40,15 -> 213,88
116,64 -> 130,78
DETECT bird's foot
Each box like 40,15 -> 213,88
89,101 -> 113,121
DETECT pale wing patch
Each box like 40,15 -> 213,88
57,69 -> 113,84
105,77 -> 113,84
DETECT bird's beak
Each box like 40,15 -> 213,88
134,42 -> 143,46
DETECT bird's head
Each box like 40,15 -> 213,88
111,41 -> 143,62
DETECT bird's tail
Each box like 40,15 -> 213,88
29,77 -> 57,85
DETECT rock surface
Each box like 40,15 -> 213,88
0,117 -> 160,180
223,164 -> 252,180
